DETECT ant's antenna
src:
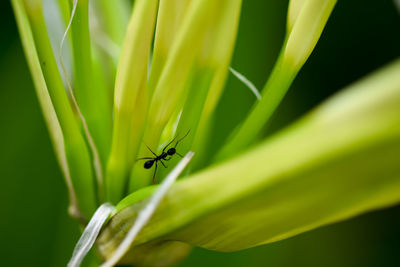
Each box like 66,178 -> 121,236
175,129 -> 191,148
143,142 -> 157,157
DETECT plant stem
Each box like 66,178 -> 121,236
216,48 -> 296,161
22,0 -> 96,217
70,0 -> 112,166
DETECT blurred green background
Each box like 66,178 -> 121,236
1,0 -> 399,266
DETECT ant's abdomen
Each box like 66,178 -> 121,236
144,160 -> 154,169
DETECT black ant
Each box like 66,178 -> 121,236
137,130 -> 190,183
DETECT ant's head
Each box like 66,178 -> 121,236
144,160 -> 154,169
167,147 -> 176,156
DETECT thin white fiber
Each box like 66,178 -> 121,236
67,203 -> 115,267
59,0 -> 78,55
229,67 -> 262,100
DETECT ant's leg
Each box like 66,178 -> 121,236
175,152 -> 183,158
152,163 -> 158,184
160,160 -> 168,168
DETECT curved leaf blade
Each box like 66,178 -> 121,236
99,60 -> 400,263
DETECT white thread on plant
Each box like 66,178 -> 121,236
59,0 -> 77,57
67,203 -> 115,267
100,152 -> 195,267
58,0 -> 104,195
229,67 -> 262,100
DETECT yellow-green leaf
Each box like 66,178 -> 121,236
98,59 -> 400,265
105,0 -> 159,203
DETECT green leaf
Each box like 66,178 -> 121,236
284,0 -> 337,70
11,0 -> 80,215
157,0 -> 242,177
287,0 -> 307,33
94,0 -> 130,47
69,0 -> 113,167
105,0 -> 159,203
98,59 -> 400,265
21,0 -> 97,217
129,0 -> 242,190
217,0 -> 338,161
148,0 -> 192,98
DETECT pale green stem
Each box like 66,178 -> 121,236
11,0 -> 80,217
22,0 -> 96,217
106,0 -> 158,204
129,0 -> 232,190
70,0 -> 112,166
216,0 -> 337,161
147,0 -> 192,98
157,68 -> 215,179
